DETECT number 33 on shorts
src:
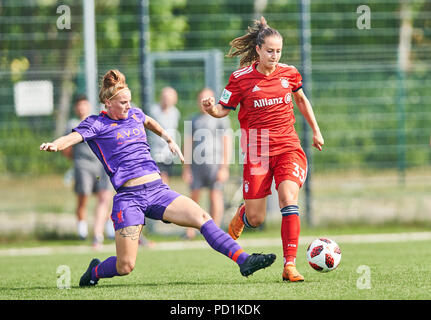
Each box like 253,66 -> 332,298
292,162 -> 306,183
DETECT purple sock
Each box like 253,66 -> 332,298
91,256 -> 120,281
200,219 -> 249,265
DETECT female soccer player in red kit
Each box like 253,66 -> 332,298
201,17 -> 324,282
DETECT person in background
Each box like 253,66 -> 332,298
183,88 -> 232,239
62,95 -> 114,248
147,87 -> 180,185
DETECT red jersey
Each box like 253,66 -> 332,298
219,62 -> 303,156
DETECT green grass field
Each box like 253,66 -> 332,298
1,237 -> 431,300
1,171 -> 431,302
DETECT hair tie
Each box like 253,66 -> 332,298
107,87 -> 129,101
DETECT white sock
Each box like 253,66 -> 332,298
77,220 -> 88,239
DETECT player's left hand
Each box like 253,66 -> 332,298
168,141 -> 184,163
312,131 -> 324,151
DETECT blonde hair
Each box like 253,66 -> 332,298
99,69 -> 129,103
227,16 -> 282,67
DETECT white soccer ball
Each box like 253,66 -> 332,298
306,238 -> 341,272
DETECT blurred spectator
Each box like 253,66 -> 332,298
62,95 -> 114,248
183,88 -> 232,239
147,87 -> 180,185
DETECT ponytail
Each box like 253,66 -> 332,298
227,17 -> 281,67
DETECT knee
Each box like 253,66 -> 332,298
278,182 -> 299,207
279,191 -> 298,208
196,211 -> 212,228
246,214 -> 265,228
116,259 -> 135,275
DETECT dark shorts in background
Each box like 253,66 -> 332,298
110,179 -> 181,231
157,162 -> 175,176
191,164 -> 223,191
74,166 -> 111,195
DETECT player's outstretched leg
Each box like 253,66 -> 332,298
200,219 -> 276,277
164,195 -> 276,277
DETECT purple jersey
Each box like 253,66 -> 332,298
73,107 -> 160,191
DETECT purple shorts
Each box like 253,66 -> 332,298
110,179 -> 181,231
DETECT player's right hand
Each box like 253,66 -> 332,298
312,131 -> 324,151
201,96 -> 215,113
39,142 -> 58,152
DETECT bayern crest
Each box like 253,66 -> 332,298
244,180 -> 249,193
280,78 -> 289,88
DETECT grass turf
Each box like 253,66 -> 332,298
1,239 -> 430,300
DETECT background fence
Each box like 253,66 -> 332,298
1,0 -> 430,232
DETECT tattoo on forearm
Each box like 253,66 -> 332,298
119,226 -> 140,240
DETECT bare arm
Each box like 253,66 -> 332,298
201,97 -> 231,118
40,132 -> 83,152
144,115 -> 184,163
293,89 -> 324,151
144,115 -> 173,142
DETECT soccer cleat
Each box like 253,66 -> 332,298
282,264 -> 305,282
79,258 -> 101,287
228,203 -> 246,240
240,253 -> 276,277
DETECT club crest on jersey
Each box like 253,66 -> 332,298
244,180 -> 249,193
280,78 -> 289,88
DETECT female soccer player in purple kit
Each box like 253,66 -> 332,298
40,69 -> 275,286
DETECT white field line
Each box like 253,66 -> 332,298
1,231 -> 431,257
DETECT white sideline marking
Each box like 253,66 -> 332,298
1,232 -> 431,257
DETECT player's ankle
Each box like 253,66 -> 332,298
284,256 -> 296,266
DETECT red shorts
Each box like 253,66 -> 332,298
242,148 -> 308,199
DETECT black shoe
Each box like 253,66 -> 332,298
79,258 -> 101,287
239,253 -> 276,277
